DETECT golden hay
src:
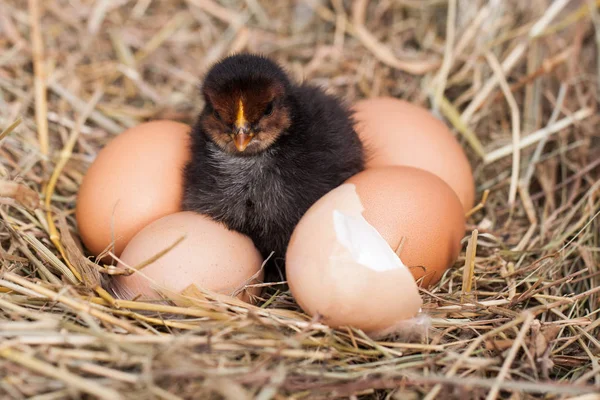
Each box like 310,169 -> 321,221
0,0 -> 599,399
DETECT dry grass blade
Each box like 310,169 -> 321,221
543,0 -> 600,36
57,212 -> 100,288
351,0 -> 440,74
18,231 -> 79,284
438,95 -> 486,158
461,229 -> 478,302
27,0 -> 49,157
186,0 -> 244,24
1,272 -> 149,335
461,0 -> 571,122
1,1 -> 599,398
47,82 -> 123,134
0,117 -> 22,143
0,347 -> 124,400
484,108 -> 594,163
433,0 -> 457,106
0,181 -> 39,210
117,235 -> 186,274
44,89 -> 104,283
486,313 -> 536,400
485,51 -> 521,211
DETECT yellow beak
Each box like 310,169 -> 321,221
233,130 -> 253,152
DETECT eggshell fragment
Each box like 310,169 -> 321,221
286,184 -> 422,335
76,120 -> 191,258
346,166 -> 465,287
111,211 -> 264,303
353,97 -> 475,212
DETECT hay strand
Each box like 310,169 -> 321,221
1,1 -> 599,398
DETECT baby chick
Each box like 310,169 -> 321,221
182,53 -> 365,278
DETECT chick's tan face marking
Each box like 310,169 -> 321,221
232,98 -> 253,152
202,85 -> 289,155
254,107 -> 291,150
235,98 -> 247,129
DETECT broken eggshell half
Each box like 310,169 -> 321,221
285,183 -> 423,336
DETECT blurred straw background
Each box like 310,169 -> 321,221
0,0 -> 599,399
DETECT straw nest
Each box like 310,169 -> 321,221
1,0 -> 599,399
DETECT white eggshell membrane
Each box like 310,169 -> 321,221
286,184 -> 423,335
333,210 -> 406,272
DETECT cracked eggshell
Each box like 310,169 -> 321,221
285,184 -> 422,335
111,211 -> 264,303
346,166 -> 466,287
353,97 -> 475,212
76,120 -> 191,258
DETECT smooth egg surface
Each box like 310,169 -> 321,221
76,120 -> 191,257
111,211 -> 264,303
353,97 -> 475,212
346,166 -> 466,287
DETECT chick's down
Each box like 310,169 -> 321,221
182,54 -> 365,275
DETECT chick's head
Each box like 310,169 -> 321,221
200,54 -> 293,155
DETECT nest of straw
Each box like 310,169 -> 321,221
1,0 -> 599,399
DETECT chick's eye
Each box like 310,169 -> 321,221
205,101 -> 223,122
263,101 -> 274,117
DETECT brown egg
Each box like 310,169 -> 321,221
76,120 -> 191,258
111,211 -> 264,303
286,184 -> 422,336
353,97 -> 475,212
346,166 -> 465,287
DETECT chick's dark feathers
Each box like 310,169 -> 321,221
202,53 -> 291,96
182,54 -> 365,275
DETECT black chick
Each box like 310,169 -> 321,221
182,53 -> 365,279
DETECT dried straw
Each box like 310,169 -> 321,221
0,1 -> 599,399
